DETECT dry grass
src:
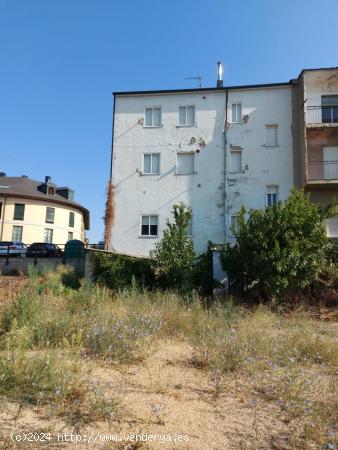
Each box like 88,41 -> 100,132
0,266 -> 336,449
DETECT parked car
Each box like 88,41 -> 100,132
0,241 -> 27,257
90,241 -> 104,250
26,243 -> 63,258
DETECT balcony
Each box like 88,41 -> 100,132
306,106 -> 338,126
307,160 -> 338,184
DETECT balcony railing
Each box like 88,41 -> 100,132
306,106 -> 338,125
307,160 -> 338,181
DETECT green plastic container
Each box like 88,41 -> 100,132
64,239 -> 85,258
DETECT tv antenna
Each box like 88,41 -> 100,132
185,75 -> 203,88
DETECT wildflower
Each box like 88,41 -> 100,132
326,443 -> 336,450
151,402 -> 166,418
54,386 -> 61,396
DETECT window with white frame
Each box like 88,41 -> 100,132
231,103 -> 242,123
265,125 -> 278,147
44,228 -> 53,243
68,231 -> 74,241
45,207 -> 55,224
230,215 -> 240,237
144,107 -> 161,127
178,105 -> 195,126
266,186 -> 278,207
12,225 -> 23,241
141,215 -> 158,236
176,152 -> 194,175
230,150 -> 242,173
143,153 -> 160,174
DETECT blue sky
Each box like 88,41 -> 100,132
1,0 -> 337,242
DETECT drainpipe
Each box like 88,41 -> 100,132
224,88 -> 229,244
109,95 -> 116,181
0,194 -> 7,241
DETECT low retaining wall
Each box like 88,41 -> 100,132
0,257 -> 84,276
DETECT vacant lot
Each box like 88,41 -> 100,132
0,267 -> 337,450
0,275 -> 27,305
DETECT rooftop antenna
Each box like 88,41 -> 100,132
185,75 -> 203,88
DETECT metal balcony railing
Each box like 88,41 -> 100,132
306,106 -> 338,125
307,160 -> 338,181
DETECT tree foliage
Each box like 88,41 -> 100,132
221,189 -> 334,300
150,202 -> 195,293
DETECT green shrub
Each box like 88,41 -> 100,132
221,189 -> 332,300
193,243 -> 221,297
0,349 -> 84,404
151,202 -> 196,294
92,251 -> 155,291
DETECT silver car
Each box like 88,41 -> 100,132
0,241 -> 27,257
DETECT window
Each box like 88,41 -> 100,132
13,203 -> 25,220
230,215 -> 240,237
322,95 -> 338,123
141,215 -> 158,236
69,212 -> 75,228
265,125 -> 278,147
68,231 -> 74,241
12,225 -> 23,241
266,186 -> 278,207
230,150 -> 242,173
44,228 -> 53,243
144,107 -> 161,127
231,103 -> 242,123
47,186 -> 55,195
176,152 -> 194,175
45,207 -> 55,224
178,105 -> 195,126
143,153 -> 160,174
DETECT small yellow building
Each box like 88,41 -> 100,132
0,174 -> 90,245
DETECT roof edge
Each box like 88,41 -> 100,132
113,81 -> 291,97
298,66 -> 338,78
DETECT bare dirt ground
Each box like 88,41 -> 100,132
0,275 -> 27,305
0,340 -> 301,450
0,275 -> 336,450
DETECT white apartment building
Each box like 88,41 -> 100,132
110,66 -> 338,257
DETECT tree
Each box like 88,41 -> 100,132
220,189 -> 333,300
150,202 -> 195,293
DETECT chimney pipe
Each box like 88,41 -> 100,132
217,61 -> 223,88
45,176 -> 51,183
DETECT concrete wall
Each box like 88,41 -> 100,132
225,86 -> 294,242
291,79 -> 306,188
303,69 -> 338,111
306,128 -> 338,161
0,197 -> 85,244
0,257 -> 85,276
112,91 -> 226,255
